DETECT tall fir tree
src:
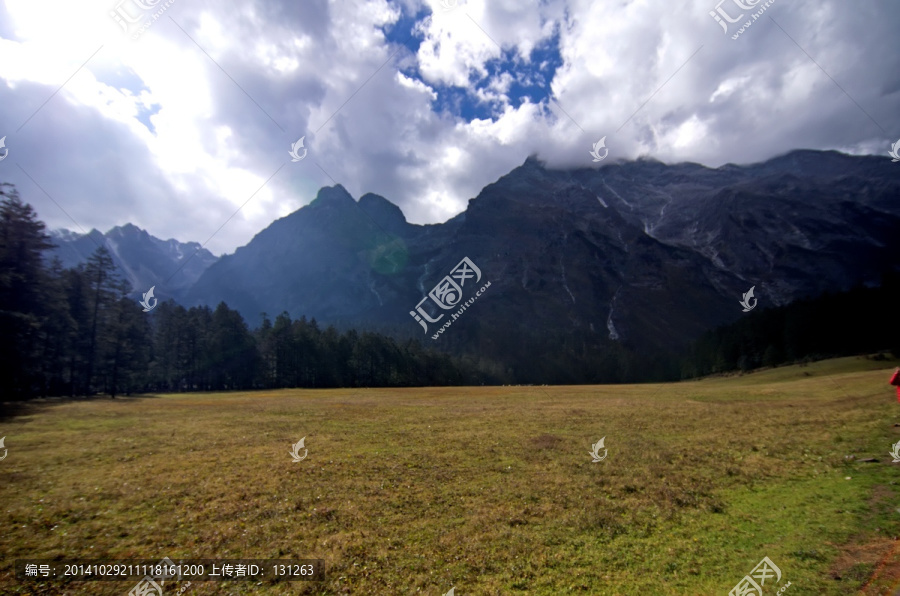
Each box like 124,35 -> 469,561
82,246 -> 128,394
0,184 -> 54,399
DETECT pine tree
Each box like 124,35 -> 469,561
36,258 -> 77,397
82,246 -> 127,395
103,296 -> 151,397
0,184 -> 54,399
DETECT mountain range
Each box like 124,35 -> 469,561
47,224 -> 218,304
51,150 -> 900,375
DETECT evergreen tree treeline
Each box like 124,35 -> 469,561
0,186 -> 488,400
680,273 -> 900,377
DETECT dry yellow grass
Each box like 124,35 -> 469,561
1,356 -> 899,595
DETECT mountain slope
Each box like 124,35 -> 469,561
184,150 -> 900,372
48,223 -> 218,302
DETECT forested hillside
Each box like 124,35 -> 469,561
0,185 -> 489,400
681,275 -> 900,376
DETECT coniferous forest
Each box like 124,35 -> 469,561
0,184 -> 489,400
1,183 -> 897,401
681,275 -> 900,377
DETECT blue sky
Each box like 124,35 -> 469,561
0,0 -> 897,255
385,8 -> 564,122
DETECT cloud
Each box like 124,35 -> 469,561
0,0 -> 897,256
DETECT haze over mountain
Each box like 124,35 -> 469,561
181,149 -> 900,369
48,224 -> 218,303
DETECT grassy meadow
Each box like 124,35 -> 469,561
2,356 -> 900,595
